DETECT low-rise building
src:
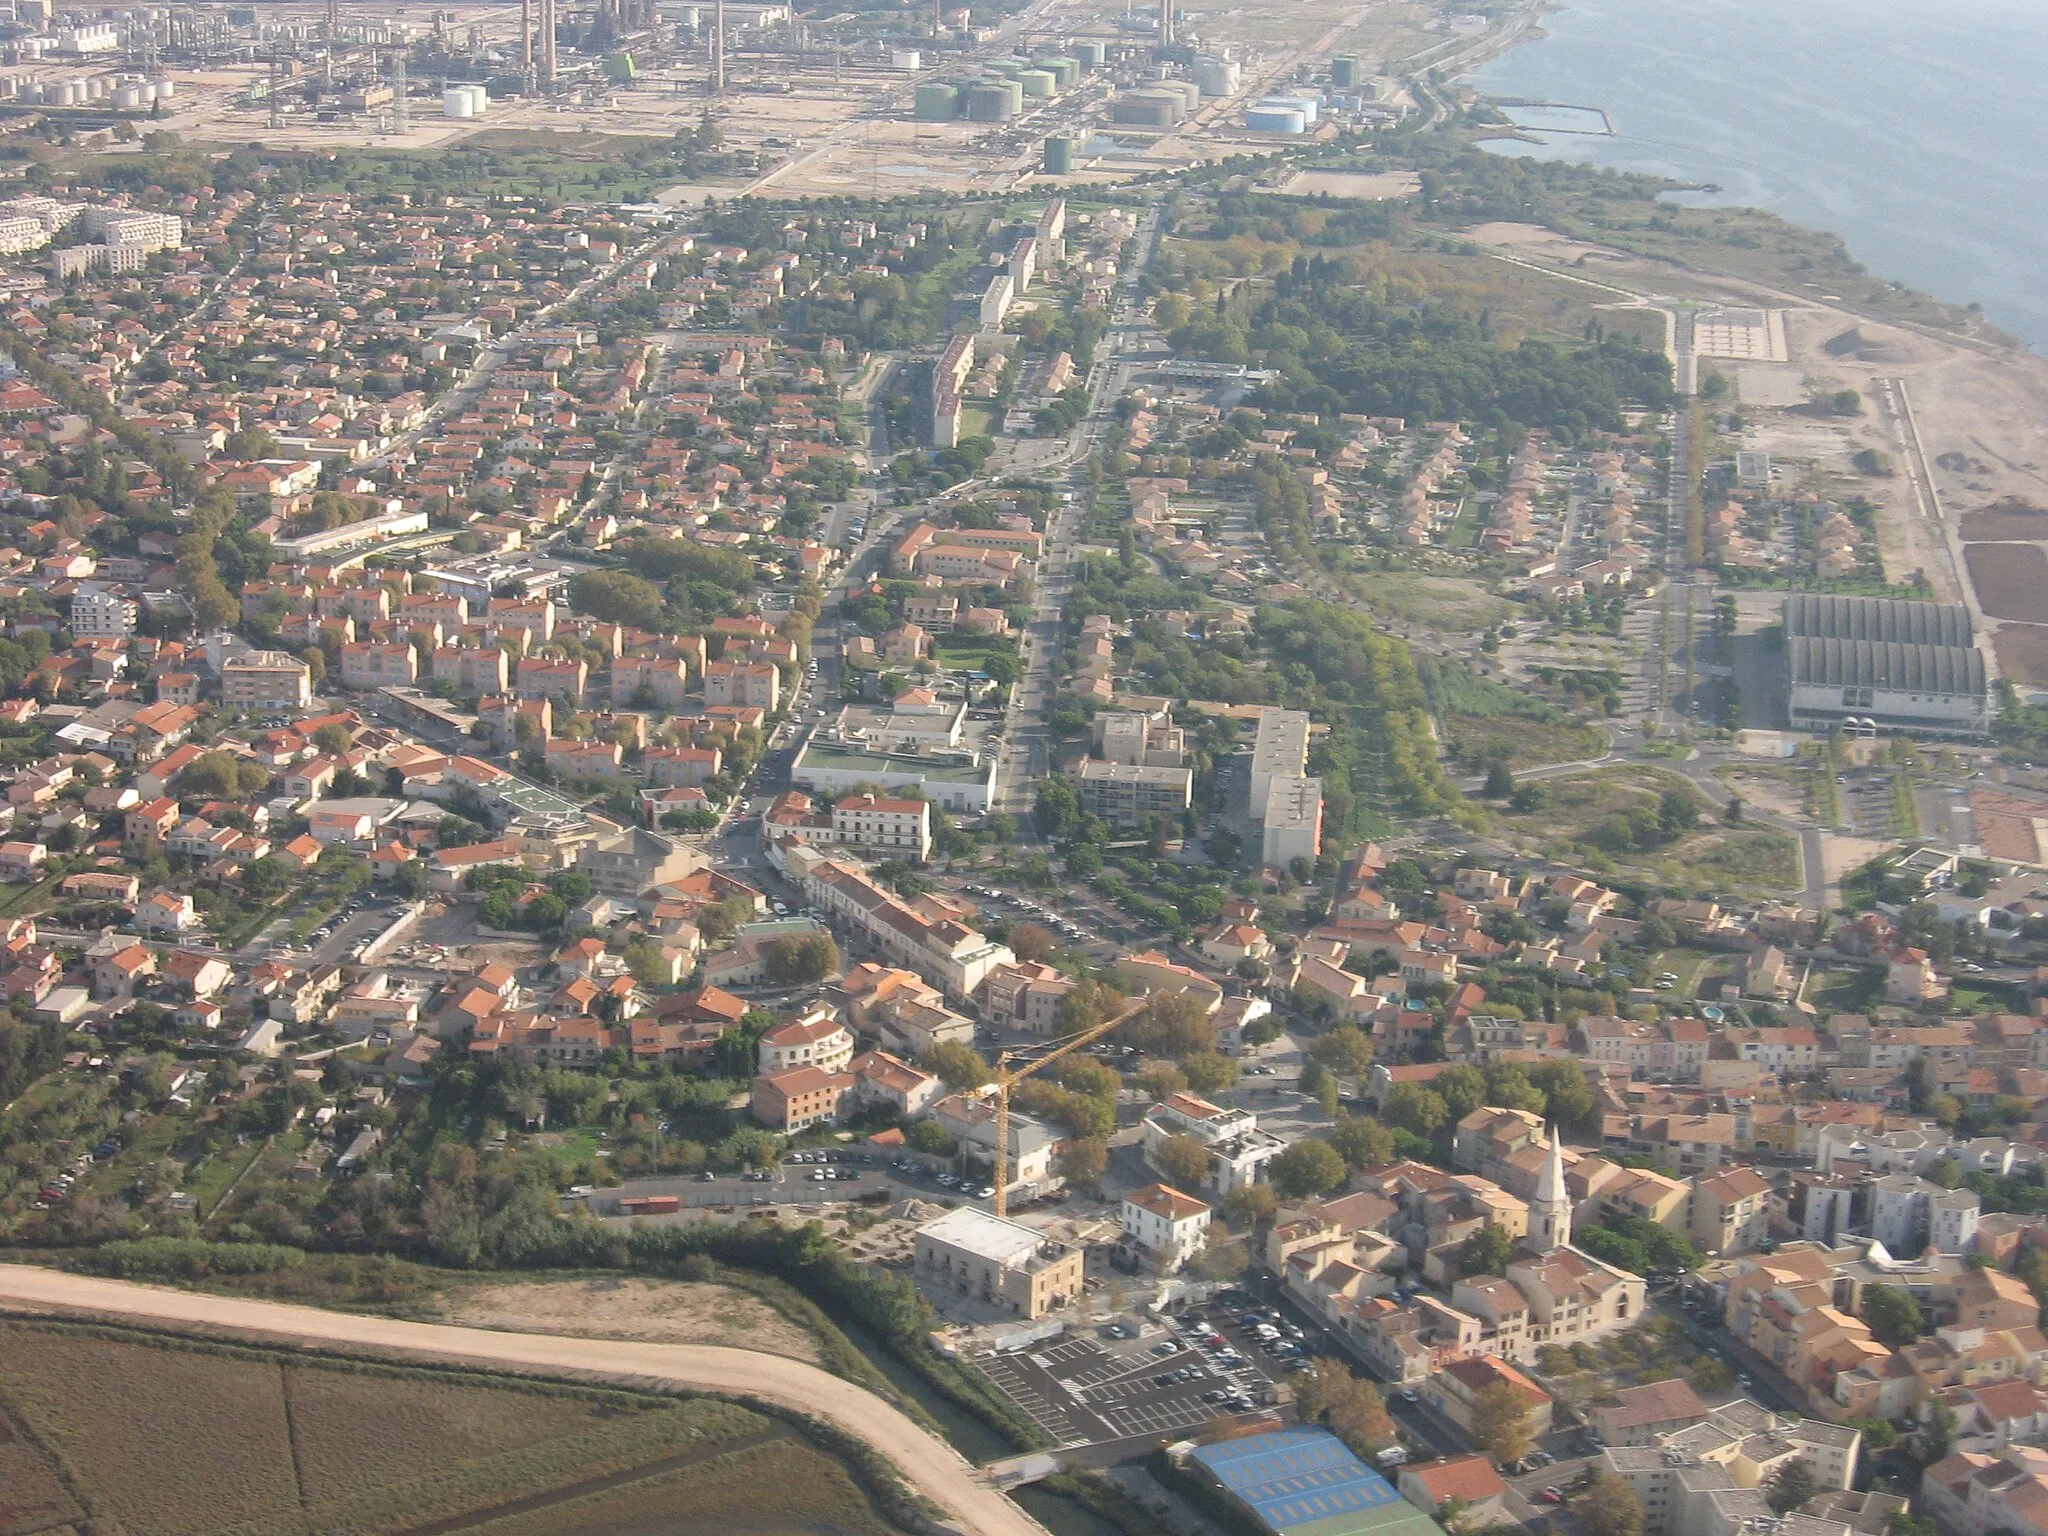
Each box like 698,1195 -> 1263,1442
1120,1183 -> 1212,1272
912,1206 -> 1082,1319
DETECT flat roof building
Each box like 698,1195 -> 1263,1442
1783,594 -> 1988,738
913,1206 -> 1082,1318
1183,1428 -> 1449,1536
1073,759 -> 1194,826
1249,709 -> 1311,808
1261,774 -> 1323,869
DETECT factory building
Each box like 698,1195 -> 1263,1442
1782,594 -> 1989,738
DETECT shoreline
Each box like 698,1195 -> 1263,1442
1446,0 -> 2041,362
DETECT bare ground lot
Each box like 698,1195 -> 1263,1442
1278,170 -> 1421,200
436,1278 -> 822,1363
1964,544 -> 2048,622
1961,498 -> 2048,542
1992,624 -> 2048,686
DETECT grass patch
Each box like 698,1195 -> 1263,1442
1810,965 -> 1884,1014
1663,829 -> 1802,894
1446,710 -> 1607,770
1344,570 -> 1511,632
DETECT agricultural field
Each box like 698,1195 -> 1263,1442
1963,543 -> 2048,622
450,1438 -> 895,1536
0,1321 -> 888,1536
1993,623 -> 2048,686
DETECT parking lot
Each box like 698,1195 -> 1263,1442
976,1299 -> 1293,1448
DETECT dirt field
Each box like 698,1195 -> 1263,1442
1961,498 -> 2048,542
437,1278 -> 822,1363
1992,623 -> 2048,685
1714,766 -> 1808,821
1964,543 -> 2048,622
1278,170 -> 1420,200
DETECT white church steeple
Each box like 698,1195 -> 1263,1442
1531,1123 -> 1571,1252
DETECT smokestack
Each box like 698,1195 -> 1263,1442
1159,0 -> 1172,48
521,0 -> 534,91
541,0 -> 557,83
711,0 -> 725,92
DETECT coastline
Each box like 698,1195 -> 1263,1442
1447,0 -> 2048,358
1440,0 -> 2048,691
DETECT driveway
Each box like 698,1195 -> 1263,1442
0,1264 -> 1046,1536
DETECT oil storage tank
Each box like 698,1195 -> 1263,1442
1244,103 -> 1306,133
965,80 -> 1018,120
1110,87 -> 1184,126
915,81 -> 961,118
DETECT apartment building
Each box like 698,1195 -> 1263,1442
219,650 -> 312,709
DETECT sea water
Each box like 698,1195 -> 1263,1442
1467,0 -> 2048,350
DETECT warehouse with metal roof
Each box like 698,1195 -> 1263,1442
1782,595 -> 1989,738
1184,1429 -> 1450,1536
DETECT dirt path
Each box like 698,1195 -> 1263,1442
0,1264 -> 1043,1536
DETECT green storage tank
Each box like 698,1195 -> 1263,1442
1017,68 -> 1055,98
994,59 -> 1029,77
1073,40 -> 1105,68
965,81 -> 1017,120
1042,135 -> 1074,173
914,82 -> 961,118
1331,54 -> 1358,88
1046,57 -> 1081,88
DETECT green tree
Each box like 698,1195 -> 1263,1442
1225,1183 -> 1278,1229
1470,1379 -> 1536,1468
1058,1136 -> 1107,1192
1580,1471 -> 1645,1536
1269,1139 -> 1347,1199
1459,1221 -> 1515,1278
568,569 -> 667,629
922,1041 -> 992,1090
179,749 -> 242,799
1433,1063 -> 1486,1122
1765,1459 -> 1818,1515
1153,1135 -> 1211,1190
1136,1062 -> 1189,1101
1920,1401 -> 1958,1465
1308,1024 -> 1375,1076
1862,1283 -> 1923,1346
763,932 -> 840,985
1182,1050 -> 1239,1095
1327,1115 -> 1396,1170
1124,991 -> 1215,1059
1384,1081 -> 1449,1138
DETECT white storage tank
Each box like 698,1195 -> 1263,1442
1193,55 -> 1239,97
466,83 -> 488,114
1266,92 -> 1318,124
442,85 -> 474,118
890,48 -> 921,69
1243,104 -> 1305,133
152,77 -> 174,99
114,83 -> 141,107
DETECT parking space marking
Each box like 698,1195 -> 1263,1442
979,1356 -> 1102,1446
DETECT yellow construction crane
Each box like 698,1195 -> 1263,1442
991,998 -> 1147,1217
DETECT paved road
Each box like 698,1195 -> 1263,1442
0,1264 -> 1047,1536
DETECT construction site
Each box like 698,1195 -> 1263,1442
0,0 -> 1477,196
